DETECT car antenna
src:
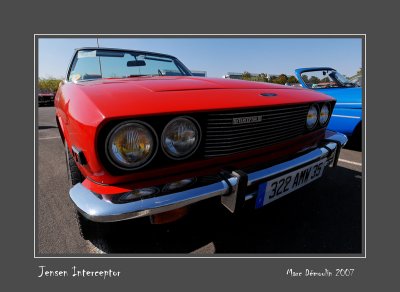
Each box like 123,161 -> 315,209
96,37 -> 103,78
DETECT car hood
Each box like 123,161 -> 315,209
65,76 -> 335,121
76,76 -> 300,92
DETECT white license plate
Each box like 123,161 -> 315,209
255,158 -> 327,208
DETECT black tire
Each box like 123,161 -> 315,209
65,142 -> 84,186
75,210 -> 106,241
354,123 -> 362,149
65,143 -> 108,240
346,122 -> 362,151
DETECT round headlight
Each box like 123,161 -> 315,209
306,105 -> 318,130
319,103 -> 330,126
107,122 -> 157,169
161,117 -> 200,159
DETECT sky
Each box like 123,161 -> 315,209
38,37 -> 362,79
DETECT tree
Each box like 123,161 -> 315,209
302,74 -> 309,83
257,73 -> 268,82
242,71 -> 251,81
287,76 -> 298,84
274,74 -> 288,85
309,76 -> 321,85
269,75 -> 278,83
39,78 -> 62,93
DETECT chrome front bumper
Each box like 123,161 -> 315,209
70,132 -> 347,222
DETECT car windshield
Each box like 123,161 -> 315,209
67,49 -> 191,82
300,69 -> 359,89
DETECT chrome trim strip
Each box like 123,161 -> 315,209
331,114 -> 361,119
69,132 -> 347,222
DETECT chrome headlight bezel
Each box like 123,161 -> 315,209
319,103 -> 331,126
306,104 -> 319,130
105,121 -> 158,170
161,116 -> 202,160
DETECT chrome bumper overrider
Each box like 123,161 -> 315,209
70,132 -> 348,222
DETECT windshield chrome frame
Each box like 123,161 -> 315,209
64,47 -> 193,83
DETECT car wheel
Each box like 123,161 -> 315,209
347,122 -> 362,151
64,142 -> 109,241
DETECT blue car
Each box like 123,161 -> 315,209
295,67 -> 362,146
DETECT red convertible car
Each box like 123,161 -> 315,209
55,48 -> 347,240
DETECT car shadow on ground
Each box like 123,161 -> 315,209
38,125 -> 58,130
88,165 -> 362,255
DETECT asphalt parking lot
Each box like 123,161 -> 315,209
37,106 -> 362,255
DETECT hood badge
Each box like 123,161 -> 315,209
260,93 -> 277,97
233,116 -> 263,125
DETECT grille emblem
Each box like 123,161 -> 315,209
232,116 -> 263,125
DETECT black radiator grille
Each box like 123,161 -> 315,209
204,104 -> 309,157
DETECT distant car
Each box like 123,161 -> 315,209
284,82 -> 303,88
55,48 -> 347,240
38,92 -> 55,106
295,67 -> 362,147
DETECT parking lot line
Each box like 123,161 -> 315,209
338,158 -> 362,167
39,136 -> 61,140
